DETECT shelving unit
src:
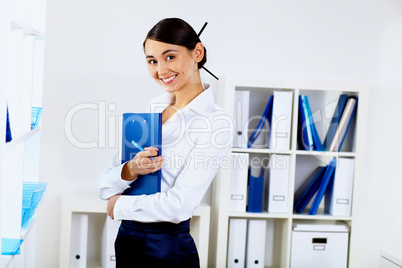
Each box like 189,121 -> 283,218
0,0 -> 47,267
209,77 -> 367,267
59,194 -> 212,268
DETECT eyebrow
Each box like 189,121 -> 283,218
146,49 -> 178,59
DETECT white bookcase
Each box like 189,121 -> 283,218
0,0 -> 46,267
209,77 -> 368,268
59,194 -> 212,268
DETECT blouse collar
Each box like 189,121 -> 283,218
149,83 -> 215,116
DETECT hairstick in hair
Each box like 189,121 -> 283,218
198,22 -> 219,80
202,66 -> 219,80
198,22 -> 208,37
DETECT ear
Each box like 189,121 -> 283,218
193,42 -> 204,64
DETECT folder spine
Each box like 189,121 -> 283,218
248,95 -> 273,148
234,90 -> 250,148
247,167 -> 264,213
227,219 -> 247,268
270,91 -> 293,150
308,158 -> 337,215
268,154 -> 290,213
246,220 -> 267,268
325,158 -> 354,216
298,95 -> 314,150
230,153 -> 249,212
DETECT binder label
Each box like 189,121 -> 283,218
231,195 -> 244,200
336,199 -> 349,204
273,195 -> 285,201
313,245 -> 326,251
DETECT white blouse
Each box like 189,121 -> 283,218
98,83 -> 233,223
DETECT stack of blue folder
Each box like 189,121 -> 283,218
21,182 -> 47,228
298,94 -> 358,152
1,238 -> 24,255
294,158 -> 337,215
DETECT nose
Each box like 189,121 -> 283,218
157,61 -> 168,77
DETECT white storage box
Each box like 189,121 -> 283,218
290,223 -> 349,268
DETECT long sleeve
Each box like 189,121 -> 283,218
112,117 -> 231,223
98,152 -> 135,200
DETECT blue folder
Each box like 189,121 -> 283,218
309,157 -> 337,215
121,113 -> 162,195
248,95 -> 273,148
1,238 -> 23,255
304,95 -> 325,151
247,166 -> 265,213
294,166 -> 326,213
6,106 -> 12,143
298,95 -> 314,150
323,94 -> 348,150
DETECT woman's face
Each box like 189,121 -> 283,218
144,39 -> 201,93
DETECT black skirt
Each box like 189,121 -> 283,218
114,219 -> 200,268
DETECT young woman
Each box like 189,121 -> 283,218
98,18 -> 232,267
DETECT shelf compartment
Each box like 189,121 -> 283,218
296,89 -> 358,153
293,155 -> 337,216
232,86 -> 295,150
227,218 -> 290,268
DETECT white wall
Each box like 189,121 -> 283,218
39,0 -> 402,267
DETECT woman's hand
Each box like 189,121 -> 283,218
121,146 -> 164,181
107,194 -> 121,220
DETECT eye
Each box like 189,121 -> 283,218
148,59 -> 157,65
166,55 -> 175,61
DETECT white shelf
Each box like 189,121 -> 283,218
292,213 -> 352,221
5,127 -> 41,151
231,147 -> 292,154
20,215 -> 37,240
229,211 -> 290,219
0,1 -> 46,267
11,21 -> 45,39
0,255 -> 14,268
228,211 -> 352,221
295,150 -> 356,157
231,147 -> 356,157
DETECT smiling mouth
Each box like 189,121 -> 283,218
160,74 -> 177,84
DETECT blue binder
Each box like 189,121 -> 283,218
298,95 -> 325,151
308,157 -> 337,215
248,95 -> 273,148
247,166 -> 264,213
323,94 -> 348,150
298,95 -> 314,150
121,113 -> 162,195
6,106 -> 12,143
294,166 -> 326,213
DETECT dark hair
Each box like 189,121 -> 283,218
143,18 -> 207,69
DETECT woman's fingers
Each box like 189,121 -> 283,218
132,155 -> 163,175
137,148 -> 158,159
